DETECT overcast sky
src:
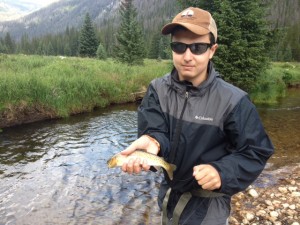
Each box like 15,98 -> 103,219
0,0 -> 62,21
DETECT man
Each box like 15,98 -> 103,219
121,7 -> 274,225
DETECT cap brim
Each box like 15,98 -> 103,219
161,22 -> 210,36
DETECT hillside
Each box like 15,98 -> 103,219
267,0 -> 300,27
0,0 -> 179,40
0,0 -> 60,22
0,0 -> 299,41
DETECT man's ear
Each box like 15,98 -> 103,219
209,44 -> 218,59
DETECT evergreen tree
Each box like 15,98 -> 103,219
20,33 -> 31,54
4,32 -> 16,54
114,0 -> 145,65
96,43 -> 107,60
177,0 -> 270,92
149,33 -> 171,60
79,13 -> 98,57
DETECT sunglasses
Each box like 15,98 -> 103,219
170,42 -> 212,55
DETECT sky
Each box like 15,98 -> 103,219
0,0 -> 61,21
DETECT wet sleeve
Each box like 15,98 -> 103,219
137,83 -> 170,158
210,96 -> 274,196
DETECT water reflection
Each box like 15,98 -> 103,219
257,89 -> 300,169
0,90 -> 299,224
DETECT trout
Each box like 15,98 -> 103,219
107,150 -> 177,180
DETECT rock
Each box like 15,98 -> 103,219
229,216 -> 239,224
278,187 -> 288,193
246,212 -> 255,221
289,204 -> 296,210
290,180 -> 296,185
265,199 -> 272,206
288,186 -> 298,192
282,203 -> 289,208
256,209 -> 267,217
292,223 -> 299,225
270,211 -> 279,218
291,192 -> 300,197
272,200 -> 281,207
248,189 -> 259,198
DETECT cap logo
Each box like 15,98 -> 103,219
181,9 -> 194,18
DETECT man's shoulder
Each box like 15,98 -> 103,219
150,73 -> 171,87
215,77 -> 247,98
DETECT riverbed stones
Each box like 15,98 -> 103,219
248,188 -> 259,198
229,164 -> 300,224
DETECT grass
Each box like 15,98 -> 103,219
250,62 -> 300,104
0,54 -> 172,118
0,54 -> 299,125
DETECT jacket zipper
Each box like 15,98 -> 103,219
169,90 -> 189,164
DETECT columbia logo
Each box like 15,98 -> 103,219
195,115 -> 214,121
181,9 -> 194,17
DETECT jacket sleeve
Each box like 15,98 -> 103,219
210,95 -> 274,196
137,82 -> 170,157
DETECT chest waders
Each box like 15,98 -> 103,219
161,90 -> 224,225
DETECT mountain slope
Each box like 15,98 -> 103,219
0,0 -> 299,42
0,0 -> 59,22
0,0 -> 179,40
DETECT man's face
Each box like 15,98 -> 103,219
171,29 -> 218,86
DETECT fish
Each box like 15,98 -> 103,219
107,150 -> 177,180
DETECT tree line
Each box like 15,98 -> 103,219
0,3 -> 170,62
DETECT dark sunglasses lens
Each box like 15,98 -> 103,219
190,44 -> 209,55
170,43 -> 187,54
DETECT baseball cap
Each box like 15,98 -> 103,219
161,7 -> 217,41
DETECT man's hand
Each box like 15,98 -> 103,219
121,135 -> 160,174
193,164 -> 221,191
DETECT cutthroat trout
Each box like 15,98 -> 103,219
107,150 -> 176,180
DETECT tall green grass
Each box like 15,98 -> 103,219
250,62 -> 300,104
0,54 -> 172,117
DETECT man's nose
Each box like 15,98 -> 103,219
183,47 -> 193,61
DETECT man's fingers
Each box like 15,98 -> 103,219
121,141 -> 138,155
122,158 -> 150,174
193,164 -> 221,190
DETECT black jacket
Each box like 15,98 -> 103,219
138,62 -> 274,196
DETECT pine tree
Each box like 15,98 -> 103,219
177,0 -> 270,92
79,13 -> 98,57
4,32 -> 16,54
114,0 -> 145,65
96,43 -> 107,60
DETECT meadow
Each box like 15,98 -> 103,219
0,54 -> 171,124
0,54 -> 299,127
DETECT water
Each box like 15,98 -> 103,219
0,89 -> 299,224
257,89 -> 300,169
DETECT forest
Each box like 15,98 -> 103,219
0,0 -> 299,62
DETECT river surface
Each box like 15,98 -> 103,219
0,89 -> 299,225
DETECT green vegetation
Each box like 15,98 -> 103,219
0,54 -> 172,119
79,13 -> 98,57
114,0 -> 145,65
251,62 -> 300,104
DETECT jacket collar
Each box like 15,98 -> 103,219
170,61 -> 219,96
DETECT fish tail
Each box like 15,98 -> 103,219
166,163 -> 177,180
